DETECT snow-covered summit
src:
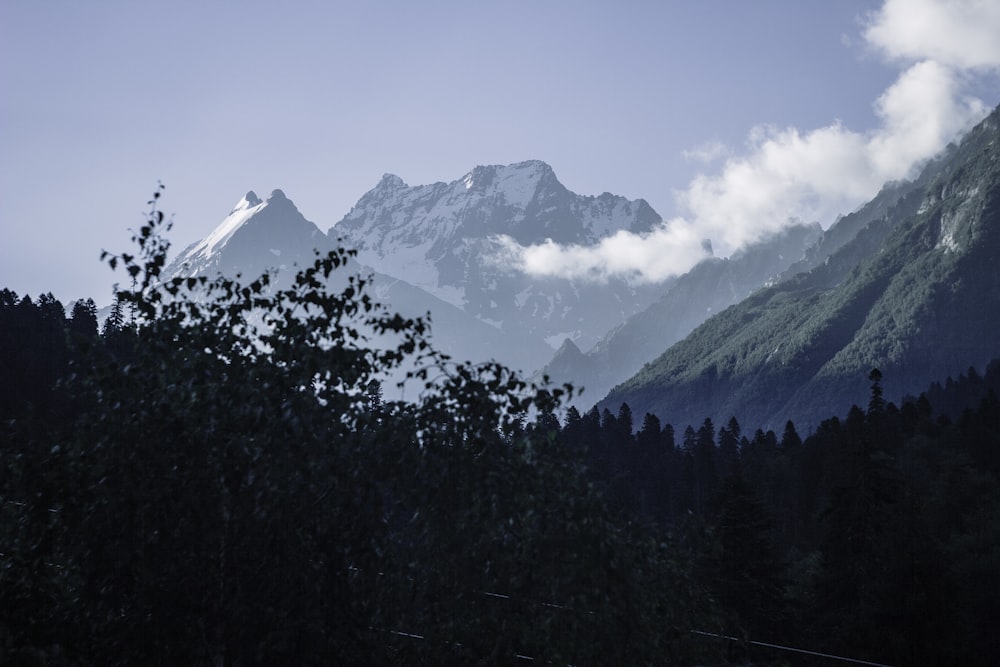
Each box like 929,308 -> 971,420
164,188 -> 328,281
459,160 -> 557,203
328,161 -> 664,350
376,173 -> 406,190
238,190 -> 262,209
193,192 -> 270,261
331,160 -> 660,274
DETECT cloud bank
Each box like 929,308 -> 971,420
510,0 -> 1000,283
865,0 -> 1000,70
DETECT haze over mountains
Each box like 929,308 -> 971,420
542,221 -> 823,408
165,105 -> 1000,430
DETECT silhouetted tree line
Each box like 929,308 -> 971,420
567,366 -> 1000,665
3,189 -> 998,665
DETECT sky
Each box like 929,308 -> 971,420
2,0 -> 999,304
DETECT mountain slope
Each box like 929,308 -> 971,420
603,105 -> 1000,431
542,221 -> 823,407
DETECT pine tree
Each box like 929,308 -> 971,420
780,420 -> 801,450
816,376 -> 899,660
716,417 -> 741,479
692,418 -> 717,514
101,294 -> 126,340
68,298 -> 98,339
711,470 -> 786,641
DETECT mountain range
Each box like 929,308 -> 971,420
328,160 -> 667,353
166,161 -> 678,376
163,105 -> 1000,428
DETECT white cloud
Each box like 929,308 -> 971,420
680,59 -> 985,259
865,0 -> 1000,70
867,60 -> 987,175
510,221 -> 710,284
508,0 -> 997,284
682,140 -> 729,164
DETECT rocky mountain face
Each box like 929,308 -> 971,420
544,221 -> 823,408
603,105 -> 1000,432
329,160 -> 666,352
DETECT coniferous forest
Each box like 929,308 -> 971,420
3,190 -> 1000,665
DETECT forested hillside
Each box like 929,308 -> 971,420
605,105 -> 1000,432
582,366 -> 1000,664
542,221 -> 822,410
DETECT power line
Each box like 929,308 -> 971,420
373,625 -> 570,665
690,630 -> 894,667
357,563 -> 896,667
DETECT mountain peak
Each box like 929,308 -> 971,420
333,160 -> 663,275
512,159 -> 553,173
231,191 -> 263,215
164,186 -> 327,282
555,337 -> 583,357
461,160 -> 554,186
453,161 -> 565,214
378,173 -> 406,189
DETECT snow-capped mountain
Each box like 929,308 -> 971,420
164,186 -> 554,375
166,189 -> 333,281
329,160 -> 665,351
162,162 -> 690,377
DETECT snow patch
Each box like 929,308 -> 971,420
493,162 -> 542,210
938,233 -> 959,252
189,193 -> 268,260
514,286 -> 532,309
354,241 -> 467,309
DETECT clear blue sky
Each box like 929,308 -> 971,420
2,1 -> 998,303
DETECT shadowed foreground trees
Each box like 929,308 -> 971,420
1,189 -> 718,666
577,368 -> 1000,666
